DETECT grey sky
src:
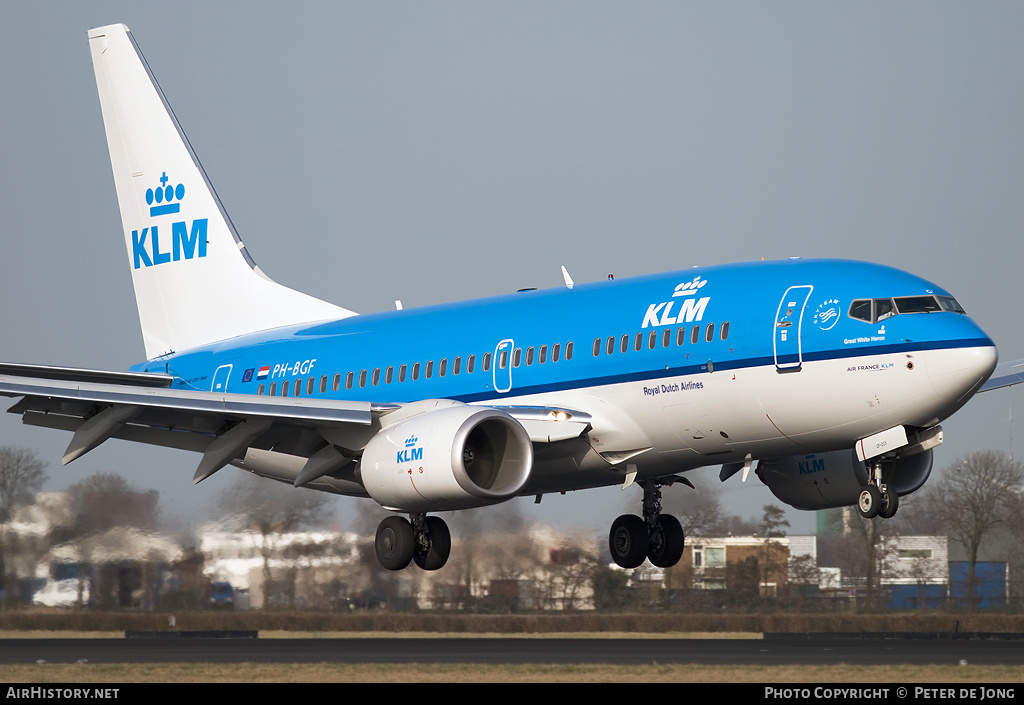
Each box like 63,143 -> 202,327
2,2 -> 1023,536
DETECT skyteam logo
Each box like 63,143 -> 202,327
642,276 -> 711,328
397,435 -> 423,464
132,171 -> 208,269
813,298 -> 841,331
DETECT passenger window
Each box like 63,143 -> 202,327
593,338 -> 602,357
526,347 -> 534,365
412,362 -> 420,381
498,350 -> 508,369
720,322 -> 730,340
439,358 -> 447,377
634,333 -> 642,351
282,380 -> 290,397
483,352 -> 491,371
467,355 -> 475,373
662,329 -> 671,348
332,373 -> 340,392
649,331 -> 657,349
359,370 -> 367,388
677,327 -> 686,345
606,337 -> 615,355
565,342 -> 573,360
307,377 -> 315,395
539,345 -> 547,363
512,348 -> 522,367
620,335 -> 628,353
399,364 -> 407,382
552,343 -> 561,362
705,323 -> 715,342
386,366 -> 394,384
257,384 -> 265,396
346,371 -> 354,390
269,382 -> 277,396
691,326 -> 700,344
425,361 -> 433,379
453,357 -> 461,375
372,368 -> 380,386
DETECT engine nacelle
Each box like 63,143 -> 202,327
756,448 -> 934,511
359,402 -> 534,512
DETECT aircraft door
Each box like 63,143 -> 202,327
211,364 -> 233,392
493,339 -> 513,393
774,286 -> 813,371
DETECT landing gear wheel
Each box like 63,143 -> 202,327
413,516 -> 451,571
879,487 -> 899,519
609,514 -> 649,569
858,485 -> 882,519
648,514 -> 685,568
376,516 -> 415,570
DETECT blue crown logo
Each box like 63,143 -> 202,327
145,172 -> 185,217
672,276 -> 708,297
405,435 -> 418,448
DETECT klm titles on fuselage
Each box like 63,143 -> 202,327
641,276 -> 712,328
132,172 -> 208,269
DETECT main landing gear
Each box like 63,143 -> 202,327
609,480 -> 685,569
857,459 -> 899,519
375,513 -> 452,571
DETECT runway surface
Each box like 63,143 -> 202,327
1,637 -> 1022,666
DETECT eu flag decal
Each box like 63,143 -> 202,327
242,368 -> 254,383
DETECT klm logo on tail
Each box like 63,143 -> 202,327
132,172 -> 208,269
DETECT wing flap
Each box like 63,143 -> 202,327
0,370 -> 375,483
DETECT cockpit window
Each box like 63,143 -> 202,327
849,299 -> 872,322
937,296 -> 965,314
876,298 -> 896,321
894,296 -> 943,314
849,295 -> 966,323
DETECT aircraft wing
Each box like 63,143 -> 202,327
978,358 -> 1024,393
0,364 -> 590,488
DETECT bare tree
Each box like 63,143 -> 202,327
757,504 -> 789,595
64,472 -> 160,535
818,507 -> 895,611
0,446 -> 48,605
0,446 -> 47,522
661,478 -> 729,539
215,472 -> 332,609
926,450 -> 1024,610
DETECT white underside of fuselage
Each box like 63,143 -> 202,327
232,344 -> 995,502
502,344 -> 996,494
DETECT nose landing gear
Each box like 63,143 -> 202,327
857,459 -> 899,519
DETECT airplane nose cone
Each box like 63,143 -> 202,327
926,344 -> 998,407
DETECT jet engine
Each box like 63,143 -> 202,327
359,403 -> 534,512
755,447 -> 934,511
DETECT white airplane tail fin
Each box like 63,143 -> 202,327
88,24 -> 355,360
